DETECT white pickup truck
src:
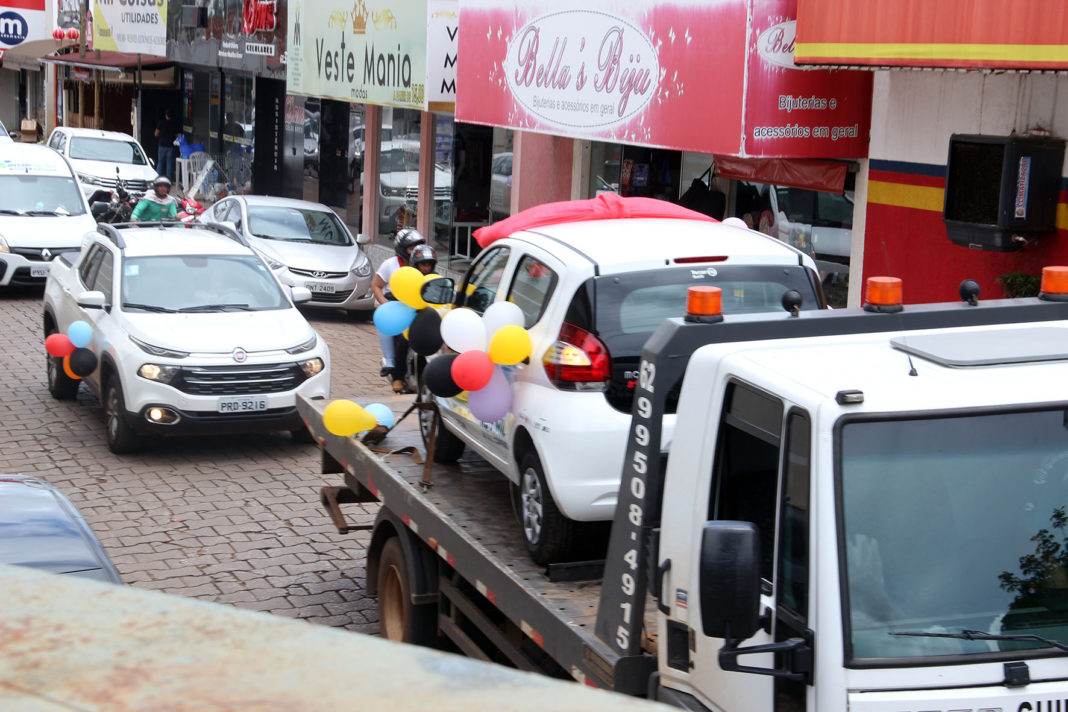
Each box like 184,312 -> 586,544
43,221 -> 331,454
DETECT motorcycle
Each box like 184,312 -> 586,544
176,197 -> 204,223
90,180 -> 135,224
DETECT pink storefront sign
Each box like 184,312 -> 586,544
457,0 -> 872,159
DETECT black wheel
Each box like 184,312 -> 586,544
511,447 -> 577,566
290,426 -> 316,444
46,336 -> 80,400
377,538 -> 437,645
418,379 -> 466,465
103,377 -> 141,455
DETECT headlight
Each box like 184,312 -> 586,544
0,234 -> 8,253
299,357 -> 324,377
77,173 -> 103,186
138,363 -> 181,383
129,335 -> 189,359
286,335 -> 317,355
351,253 -> 371,277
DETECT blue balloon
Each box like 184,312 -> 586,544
373,301 -> 416,336
67,320 -> 93,348
364,402 -> 395,429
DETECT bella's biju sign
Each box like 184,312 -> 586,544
457,0 -> 872,158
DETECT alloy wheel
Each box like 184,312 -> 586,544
521,467 -> 544,546
106,386 -> 120,442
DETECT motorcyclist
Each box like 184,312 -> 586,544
130,176 -> 179,222
371,229 -> 430,393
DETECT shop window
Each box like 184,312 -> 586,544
222,74 -> 254,194
376,108 -> 422,243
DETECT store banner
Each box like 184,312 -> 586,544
91,0 -> 167,56
0,0 -> 51,50
427,0 -> 457,112
457,0 -> 871,158
287,0 -> 429,110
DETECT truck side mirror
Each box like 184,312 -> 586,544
699,520 -> 762,641
420,276 -> 455,306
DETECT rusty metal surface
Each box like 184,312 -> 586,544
0,565 -> 665,711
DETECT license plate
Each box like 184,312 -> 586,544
30,264 -> 51,278
306,281 -> 336,294
217,397 -> 268,414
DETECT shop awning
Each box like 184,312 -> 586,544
0,38 -> 66,71
41,49 -> 171,73
795,0 -> 1068,70
713,156 -> 849,194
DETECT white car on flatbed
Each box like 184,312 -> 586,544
43,221 -> 331,454
0,143 -> 96,288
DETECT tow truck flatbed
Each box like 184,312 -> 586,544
298,395 -> 651,691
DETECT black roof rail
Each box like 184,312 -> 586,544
103,220 -> 250,248
95,223 -> 126,249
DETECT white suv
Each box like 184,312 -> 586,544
46,127 -> 159,201
43,222 -> 331,454
423,214 -> 825,564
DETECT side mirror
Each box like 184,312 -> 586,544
148,157 -> 156,168
699,521 -> 762,641
290,286 -> 313,304
420,276 -> 455,305
219,220 -> 239,234
355,232 -> 371,245
76,290 -> 107,310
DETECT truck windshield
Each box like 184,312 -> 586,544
840,409 -> 1068,662
121,255 -> 289,312
69,137 -> 147,165
0,175 -> 86,216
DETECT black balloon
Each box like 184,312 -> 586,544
409,308 -> 444,356
69,347 -> 98,377
424,354 -> 462,397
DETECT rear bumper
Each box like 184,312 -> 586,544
125,404 -> 304,436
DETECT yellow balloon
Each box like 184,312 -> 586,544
323,399 -> 377,437
488,325 -> 532,366
402,328 -> 410,341
390,266 -> 427,309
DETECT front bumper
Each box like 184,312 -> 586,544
279,271 -> 374,311
0,253 -> 54,287
125,404 -> 305,436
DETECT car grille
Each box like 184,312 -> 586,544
290,267 -> 348,279
403,186 -> 452,200
11,247 -> 80,262
94,176 -> 149,192
173,363 -> 307,396
308,289 -> 354,304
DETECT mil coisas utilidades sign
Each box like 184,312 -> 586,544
91,0 -> 168,55
287,0 -> 428,110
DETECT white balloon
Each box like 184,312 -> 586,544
483,301 -> 525,340
440,307 -> 487,353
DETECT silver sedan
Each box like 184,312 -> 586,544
200,195 -> 374,313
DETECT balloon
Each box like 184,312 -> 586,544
408,307 -> 443,356
451,350 -> 494,391
424,354 -> 462,397
45,333 -> 75,358
373,301 -> 416,337
440,307 -> 486,353
390,266 -> 428,309
323,399 -> 376,437
68,347 -> 98,377
468,367 -> 512,422
364,403 -> 395,430
483,301 -> 525,340
488,325 -> 532,366
62,355 -> 81,381
67,320 -> 93,348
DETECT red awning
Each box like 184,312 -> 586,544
473,193 -> 716,249
714,156 -> 848,194
41,49 -> 171,73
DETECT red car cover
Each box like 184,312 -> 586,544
472,193 -> 717,249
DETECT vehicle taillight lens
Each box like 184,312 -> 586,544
542,322 -> 610,390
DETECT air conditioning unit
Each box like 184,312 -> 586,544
181,5 -> 207,28
943,134 -> 1065,251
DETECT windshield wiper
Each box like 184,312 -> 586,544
891,629 -> 1068,653
177,303 -> 254,313
24,210 -> 64,217
122,303 -> 176,313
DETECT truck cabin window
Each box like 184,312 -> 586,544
840,409 -> 1068,661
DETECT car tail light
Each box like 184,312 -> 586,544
542,322 -> 610,390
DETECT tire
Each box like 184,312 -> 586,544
46,332 -> 80,400
103,376 -> 141,455
290,426 -> 316,444
511,447 -> 577,566
418,379 -> 466,465
377,538 -> 437,645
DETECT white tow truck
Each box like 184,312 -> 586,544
301,271 -> 1068,710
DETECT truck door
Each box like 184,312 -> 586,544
78,245 -> 118,395
676,382 -> 813,712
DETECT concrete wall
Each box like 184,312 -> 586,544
859,71 -> 1068,302
510,131 -> 574,214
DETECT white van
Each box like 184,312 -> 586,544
0,143 -> 96,288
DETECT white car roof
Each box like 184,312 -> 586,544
116,226 -> 253,258
0,143 -> 74,176
512,218 -> 808,274
238,195 -> 337,212
58,128 -> 139,142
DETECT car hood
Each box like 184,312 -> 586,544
69,158 -> 157,182
0,476 -> 120,582
0,214 -> 95,248
251,237 -> 361,273
122,309 -> 316,354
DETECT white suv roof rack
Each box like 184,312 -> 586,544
96,222 -> 248,250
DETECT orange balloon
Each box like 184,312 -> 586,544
62,355 -> 81,381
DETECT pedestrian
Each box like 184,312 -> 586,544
371,228 -> 427,393
154,108 -> 178,181
131,176 -> 178,222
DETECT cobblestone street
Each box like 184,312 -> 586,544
0,287 -> 391,633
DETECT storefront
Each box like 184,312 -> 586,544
457,0 -> 873,304
795,0 -> 1068,305
0,0 -> 63,137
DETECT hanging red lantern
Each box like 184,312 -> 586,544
52,28 -> 65,41
66,27 -> 80,41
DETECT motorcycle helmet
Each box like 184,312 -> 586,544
409,244 -> 437,272
152,175 -> 172,189
394,227 -> 426,262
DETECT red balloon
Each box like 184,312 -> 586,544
451,350 -> 494,392
45,333 -> 76,358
